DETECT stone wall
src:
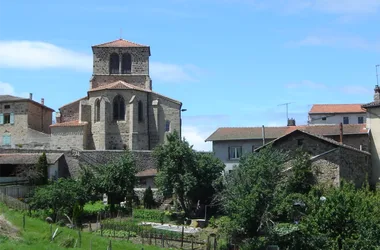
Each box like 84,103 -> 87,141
27,102 -> 53,134
59,97 -> 86,123
91,75 -> 151,90
50,125 -> 88,150
92,46 -> 150,89
327,134 -> 369,151
0,102 -> 28,147
0,148 -> 157,179
271,131 -> 372,187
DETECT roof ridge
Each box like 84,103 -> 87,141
93,38 -> 148,47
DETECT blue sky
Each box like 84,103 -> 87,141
1,0 -> 380,151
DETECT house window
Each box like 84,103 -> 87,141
297,138 -> 304,146
4,105 -> 10,109
0,113 -> 14,125
229,146 -> 242,160
358,117 -> 364,124
165,120 -> 171,132
343,117 -> 349,124
322,117 -> 326,121
138,101 -> 143,122
109,53 -> 120,74
2,134 -> 11,146
95,99 -> 100,122
121,53 -> 132,74
113,95 -> 125,121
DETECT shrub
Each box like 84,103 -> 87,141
83,201 -> 107,217
133,209 -> 164,223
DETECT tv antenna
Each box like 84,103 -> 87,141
278,102 -> 294,122
376,65 -> 380,85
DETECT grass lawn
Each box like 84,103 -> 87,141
0,203 -> 167,250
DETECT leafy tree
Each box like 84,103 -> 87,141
35,152 -> 49,185
154,130 -> 224,216
79,149 -> 137,214
143,186 -> 155,209
29,178 -> 89,222
221,147 -> 287,240
154,130 -> 197,215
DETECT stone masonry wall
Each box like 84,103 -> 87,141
339,147 -> 371,187
50,125 -> 88,150
0,102 -> 28,147
91,75 -> 151,90
0,148 -> 157,179
327,134 -> 369,151
59,97 -> 87,123
27,102 -> 52,134
92,46 -> 150,89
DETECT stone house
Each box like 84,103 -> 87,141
0,94 -> 53,149
51,39 -> 182,150
206,123 -> 369,172
0,153 -> 67,184
308,104 -> 366,125
255,129 -> 371,187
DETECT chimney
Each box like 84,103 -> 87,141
374,85 -> 380,102
339,122 -> 343,144
41,98 -> 44,105
262,125 -> 266,146
29,93 -> 33,100
287,118 -> 296,126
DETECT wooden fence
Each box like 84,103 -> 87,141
0,192 -> 30,210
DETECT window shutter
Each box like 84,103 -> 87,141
228,147 -> 231,160
10,113 -> 14,124
0,114 -> 3,124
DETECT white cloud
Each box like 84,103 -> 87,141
150,62 -> 201,83
182,125 -> 213,152
0,82 -> 29,98
340,85 -> 371,95
0,40 -> 200,83
0,41 -> 92,71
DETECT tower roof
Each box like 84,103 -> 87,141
92,39 -> 149,48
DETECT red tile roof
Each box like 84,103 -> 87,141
136,168 -> 157,177
89,81 -> 147,92
50,120 -> 88,127
92,39 -> 148,48
88,81 -> 182,105
309,104 -> 365,114
205,124 -> 368,141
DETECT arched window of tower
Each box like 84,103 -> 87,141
113,95 -> 125,121
165,120 -> 171,132
138,100 -> 143,122
95,99 -> 101,122
121,53 -> 132,74
110,53 -> 120,74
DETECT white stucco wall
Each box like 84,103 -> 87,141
309,113 -> 366,125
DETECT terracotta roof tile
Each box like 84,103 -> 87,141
92,39 -> 148,48
309,104 -> 365,114
362,101 -> 380,109
50,120 -> 88,128
89,81 -> 148,92
136,168 -> 157,177
205,124 -> 369,141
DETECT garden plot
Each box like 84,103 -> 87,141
139,222 -> 201,234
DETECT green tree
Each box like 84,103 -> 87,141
35,152 -> 49,185
29,178 -> 89,222
221,147 -> 287,240
143,186 -> 155,209
154,130 -> 197,215
80,149 -> 137,214
154,131 -> 224,216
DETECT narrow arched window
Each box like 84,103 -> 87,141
138,101 -> 143,122
109,53 -> 119,74
121,53 -> 132,74
165,120 -> 171,132
113,95 -> 125,121
95,99 -> 100,122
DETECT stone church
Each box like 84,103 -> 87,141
51,39 -> 182,150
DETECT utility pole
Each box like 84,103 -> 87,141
278,102 -> 293,124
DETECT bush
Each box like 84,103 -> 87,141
133,209 -> 165,223
83,201 -> 107,217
